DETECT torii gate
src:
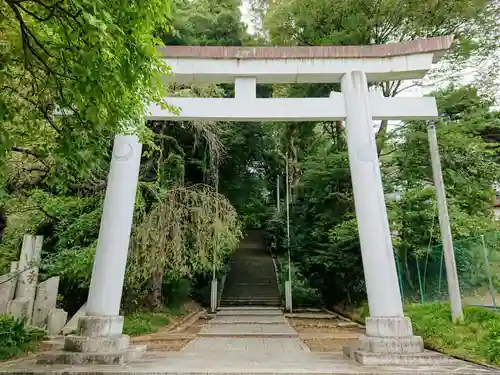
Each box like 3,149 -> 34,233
54,36 -> 454,366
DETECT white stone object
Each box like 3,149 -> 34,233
147,94 -> 438,122
0,272 -> 17,314
47,308 -> 68,335
7,298 -> 31,319
86,135 -> 142,317
32,276 -> 60,327
62,302 -> 87,335
284,280 -> 292,312
14,235 -> 42,324
428,122 -> 463,322
341,71 -> 404,318
210,280 -> 218,313
161,52 -> 437,84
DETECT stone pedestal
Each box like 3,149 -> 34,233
210,280 -> 218,313
284,280 -> 292,312
343,317 -> 455,365
47,308 -> 68,335
32,276 -> 60,327
37,314 -> 146,365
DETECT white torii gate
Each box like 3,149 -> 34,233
59,36 -> 455,366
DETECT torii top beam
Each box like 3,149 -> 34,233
158,36 -> 453,84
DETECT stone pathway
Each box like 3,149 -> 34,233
184,307 -> 308,352
0,307 -> 497,374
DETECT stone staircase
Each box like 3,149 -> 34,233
220,231 -> 281,307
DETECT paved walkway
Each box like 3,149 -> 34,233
0,307 -> 497,374
184,307 -> 308,353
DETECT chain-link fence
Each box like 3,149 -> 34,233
395,232 -> 500,308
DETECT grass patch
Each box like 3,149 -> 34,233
405,302 -> 500,367
0,315 -> 46,361
123,308 -> 184,337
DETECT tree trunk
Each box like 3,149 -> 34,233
376,120 -> 389,155
0,207 -> 6,244
147,266 -> 165,311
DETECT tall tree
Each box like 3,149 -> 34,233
1,0 -> 173,189
162,0 -> 248,46
263,0 -> 500,153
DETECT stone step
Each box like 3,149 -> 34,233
229,281 -> 276,284
348,349 -> 461,366
210,315 -> 287,324
217,309 -> 283,316
36,344 -> 147,365
198,331 -> 298,338
220,300 -> 281,307
222,293 -> 280,298
220,299 -> 281,304
220,306 -> 281,314
198,323 -> 298,338
221,298 -> 281,302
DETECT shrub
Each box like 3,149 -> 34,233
276,256 -> 322,308
0,315 -> 46,360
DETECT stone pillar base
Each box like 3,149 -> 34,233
210,280 -> 218,313
344,317 -> 454,366
284,280 -> 292,312
36,315 -> 146,365
36,345 -> 147,365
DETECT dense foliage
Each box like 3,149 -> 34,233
259,1 -> 500,308
0,315 -> 45,360
0,0 -> 248,313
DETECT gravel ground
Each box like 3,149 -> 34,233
287,316 -> 363,352
132,313 -> 208,352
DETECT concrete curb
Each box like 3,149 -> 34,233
166,308 -> 206,333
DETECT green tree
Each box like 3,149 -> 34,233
1,0 -> 173,181
268,85 -> 500,306
263,0 -> 500,153
0,0 -> 175,313
162,0 -> 247,46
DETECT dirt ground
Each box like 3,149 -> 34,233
287,314 -> 364,352
131,310 -> 208,352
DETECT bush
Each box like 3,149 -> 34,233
0,315 -> 46,360
276,256 -> 322,308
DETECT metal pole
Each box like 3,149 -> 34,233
285,152 -> 293,312
277,175 -> 280,212
481,235 -> 497,308
213,182 -> 218,284
427,120 -> 463,322
285,153 -> 291,284
211,179 -> 219,313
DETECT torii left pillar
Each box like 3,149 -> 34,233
37,134 -> 146,365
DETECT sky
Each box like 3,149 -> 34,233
240,0 -> 253,34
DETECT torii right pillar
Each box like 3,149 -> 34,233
342,71 -> 427,365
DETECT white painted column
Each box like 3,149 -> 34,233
235,77 -> 256,99
341,71 -> 404,317
428,121 -> 463,322
87,135 -> 142,317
